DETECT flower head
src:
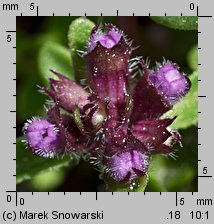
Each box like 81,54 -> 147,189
23,23 -> 191,184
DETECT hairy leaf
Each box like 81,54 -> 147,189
68,17 -> 95,81
151,16 -> 198,30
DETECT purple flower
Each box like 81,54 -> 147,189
88,24 -> 122,52
106,149 -> 149,182
84,24 -> 131,111
149,62 -> 190,105
23,118 -> 63,157
23,23 -> 191,183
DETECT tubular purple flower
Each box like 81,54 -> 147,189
23,118 -> 64,158
106,149 -> 149,182
84,24 -> 132,112
149,61 -> 191,105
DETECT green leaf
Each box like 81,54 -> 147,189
104,174 -> 148,192
38,41 -> 73,84
16,137 -> 79,184
162,71 -> 198,129
187,45 -> 198,71
147,155 -> 195,191
151,16 -> 198,30
30,169 -> 66,191
68,17 -> 95,81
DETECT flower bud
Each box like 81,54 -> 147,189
106,149 -> 149,182
149,62 -> 190,105
23,118 -> 64,158
44,70 -> 89,112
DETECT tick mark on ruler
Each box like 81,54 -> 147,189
15,192 -> 18,206
198,95 -> 207,98
198,15 -> 212,18
198,175 -> 212,178
175,192 -> 178,206
10,110 -> 16,113
116,10 -> 118,16
95,192 -> 98,200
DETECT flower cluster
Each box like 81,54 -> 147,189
23,24 -> 190,183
